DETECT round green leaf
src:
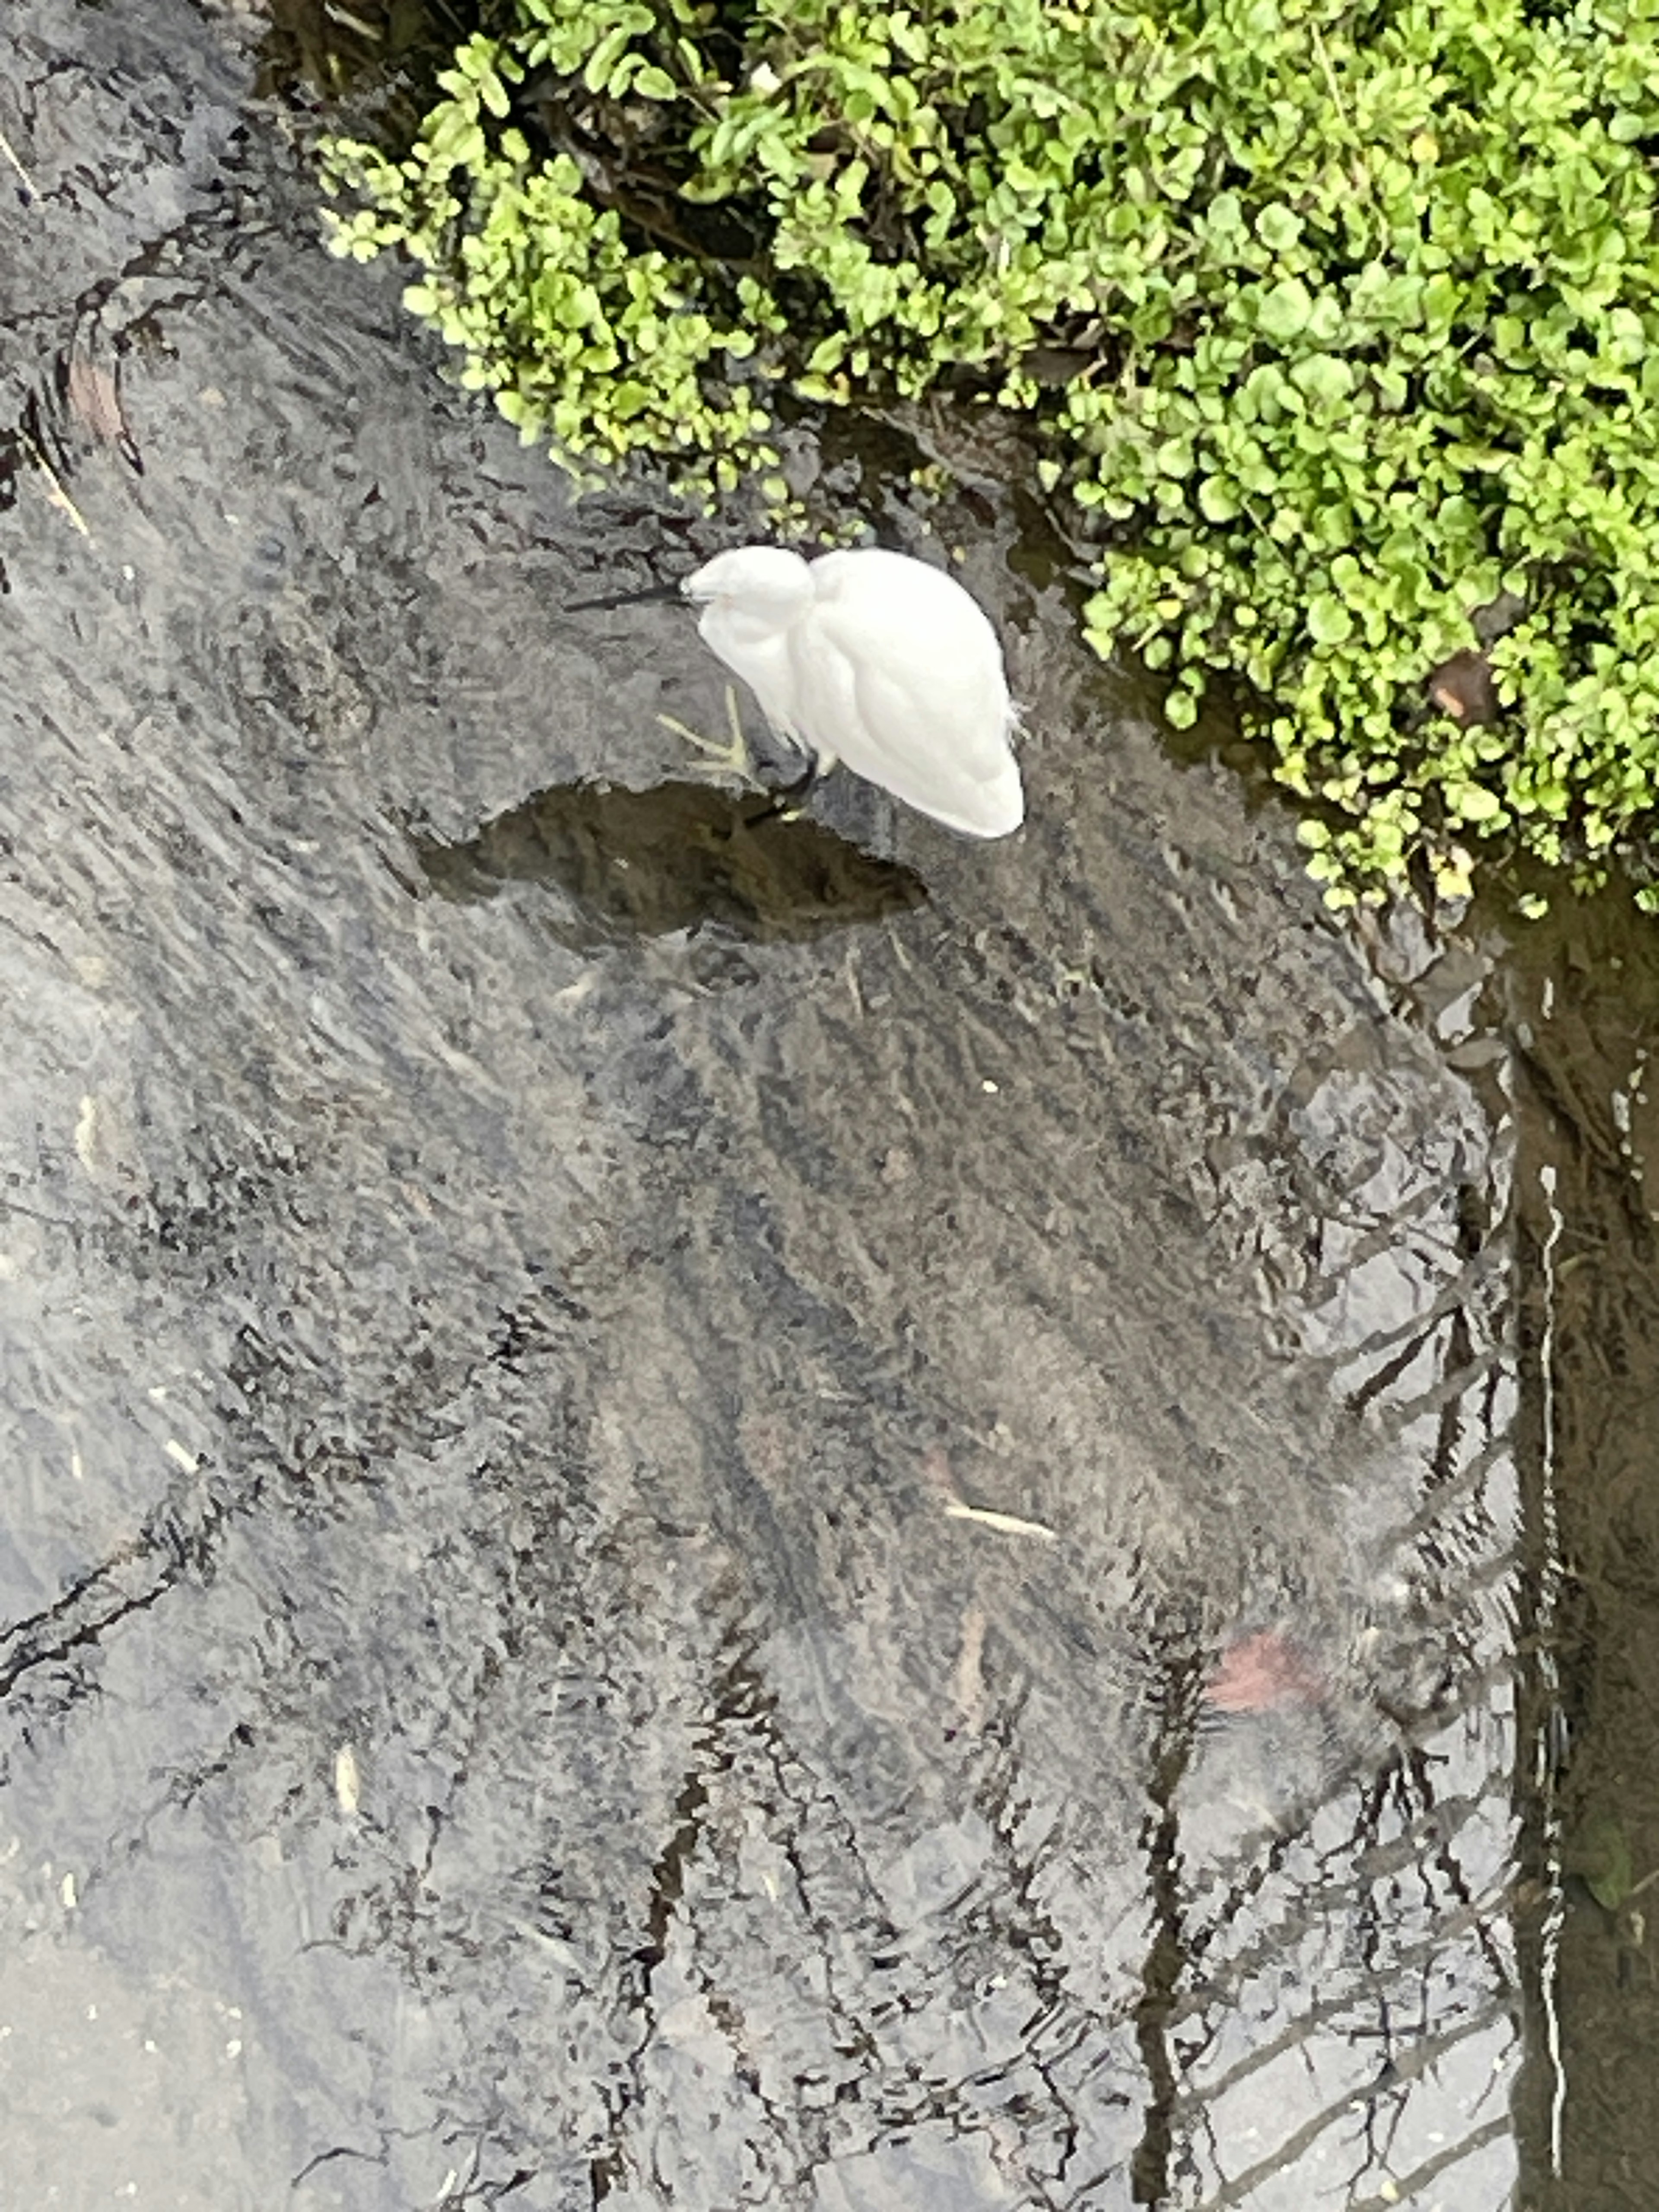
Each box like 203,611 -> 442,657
1257,276 -> 1314,342
1307,595 -> 1354,645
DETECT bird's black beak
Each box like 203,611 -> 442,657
566,579 -> 686,613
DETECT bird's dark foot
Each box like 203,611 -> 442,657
744,751 -> 823,827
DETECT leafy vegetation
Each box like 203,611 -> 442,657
324,0 -> 1659,906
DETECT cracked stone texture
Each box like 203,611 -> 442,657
0,4 -> 1526,2206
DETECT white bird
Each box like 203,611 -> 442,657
669,545 -> 1024,839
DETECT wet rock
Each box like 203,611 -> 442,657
0,0 -> 1528,2203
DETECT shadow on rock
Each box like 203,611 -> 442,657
407,777 -> 929,947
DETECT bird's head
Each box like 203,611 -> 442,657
682,547 -> 813,633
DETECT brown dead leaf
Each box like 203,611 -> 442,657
65,351 -> 126,445
1205,1629 -> 1324,1713
1425,646 -> 1498,727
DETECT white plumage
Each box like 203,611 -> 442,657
680,545 -> 1024,839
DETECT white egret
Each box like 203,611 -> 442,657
631,546 -> 1023,839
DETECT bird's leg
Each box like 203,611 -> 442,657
657,684 -> 757,786
742,751 -> 822,828
661,685 -> 827,817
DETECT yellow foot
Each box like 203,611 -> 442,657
657,684 -> 755,786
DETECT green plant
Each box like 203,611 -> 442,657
323,0 -> 1659,907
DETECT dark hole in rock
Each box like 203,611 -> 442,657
408,778 -> 929,948
254,0 -> 451,97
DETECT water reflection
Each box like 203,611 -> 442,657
1496,892 -> 1659,2209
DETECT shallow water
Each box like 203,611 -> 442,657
0,3 -> 1652,2206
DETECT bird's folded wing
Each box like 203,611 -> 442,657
811,625 -> 1021,836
